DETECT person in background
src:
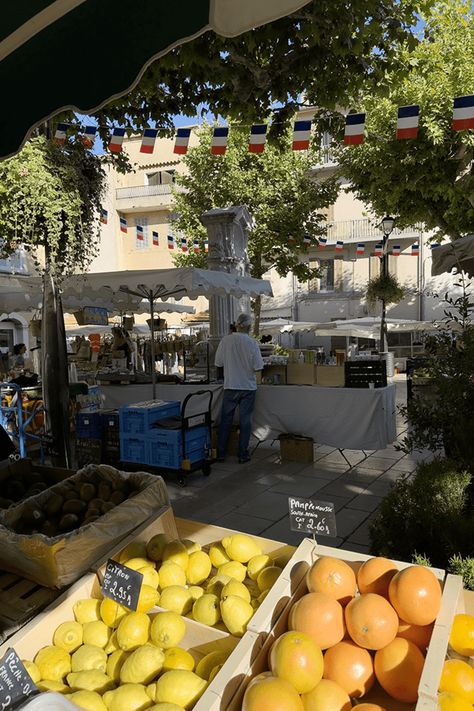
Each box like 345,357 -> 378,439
111,327 -> 132,368
215,313 -> 263,463
11,343 -> 26,369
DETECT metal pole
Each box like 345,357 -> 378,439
380,233 -> 388,352
149,295 -> 156,400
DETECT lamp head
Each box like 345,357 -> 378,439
381,215 -> 395,236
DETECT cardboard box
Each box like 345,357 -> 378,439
212,425 -> 239,455
286,362 -> 316,385
315,364 -> 345,387
279,434 -> 314,463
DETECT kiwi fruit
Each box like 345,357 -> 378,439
81,515 -> 99,526
97,482 -> 112,500
86,507 -> 101,518
40,521 -> 58,538
63,499 -> 87,515
44,493 -> 64,516
58,514 -> 79,531
62,490 -> 77,501
101,502 -> 115,514
110,490 -> 125,505
79,483 -> 96,502
22,507 -> 45,528
88,498 -> 103,510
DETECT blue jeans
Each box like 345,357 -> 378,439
217,389 -> 256,460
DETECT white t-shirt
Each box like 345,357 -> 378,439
215,332 -> 264,390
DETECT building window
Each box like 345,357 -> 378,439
134,216 -> 149,249
146,170 -> 176,186
309,258 -> 335,292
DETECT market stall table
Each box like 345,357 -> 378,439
100,382 -> 396,451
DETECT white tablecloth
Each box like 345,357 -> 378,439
100,383 -> 396,451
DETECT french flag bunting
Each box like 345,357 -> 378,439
288,235 -> 295,244
167,235 -> 174,250
204,241 -> 209,253
374,243 -> 383,257
392,245 -> 401,256
292,120 -> 311,151
431,242 -> 441,250
152,231 -> 159,246
140,128 -> 158,154
173,128 -> 192,155
81,125 -> 97,148
335,240 -> 344,252
54,123 -> 68,144
303,234 -> 312,245
249,124 -> 267,153
181,238 -> 188,253
356,243 -> 365,255
193,240 -> 200,253
318,236 -> 327,249
136,225 -> 144,241
452,95 -> 474,131
396,105 -> 419,139
119,217 -> 127,233
344,113 -> 365,145
100,208 -> 108,225
211,127 -> 229,155
411,243 -> 420,256
109,128 -> 126,153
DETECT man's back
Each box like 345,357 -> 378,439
215,333 -> 263,390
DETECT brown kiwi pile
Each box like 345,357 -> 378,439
0,470 -> 53,509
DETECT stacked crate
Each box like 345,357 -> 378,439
75,410 -> 103,467
100,410 -> 120,465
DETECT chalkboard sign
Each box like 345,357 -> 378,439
101,560 -> 143,611
0,648 -> 37,709
288,497 -> 337,537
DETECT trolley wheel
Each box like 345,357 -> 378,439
202,463 -> 211,477
177,475 -> 187,488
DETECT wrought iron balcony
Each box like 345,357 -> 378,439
325,219 -> 423,244
116,184 -> 185,200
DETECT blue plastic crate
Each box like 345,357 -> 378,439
150,424 -> 210,448
119,400 -> 180,435
76,410 -> 102,439
147,436 -> 208,469
101,410 -> 119,429
120,436 -> 148,464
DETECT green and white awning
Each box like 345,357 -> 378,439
0,0 -> 309,159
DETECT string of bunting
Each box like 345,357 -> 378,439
53,94 -> 474,156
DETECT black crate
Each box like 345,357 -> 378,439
75,437 -> 102,468
344,360 -> 387,388
102,442 -> 120,466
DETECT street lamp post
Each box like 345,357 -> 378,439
379,215 -> 396,353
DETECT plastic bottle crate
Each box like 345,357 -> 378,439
76,437 -> 102,467
147,426 -> 210,469
119,401 -> 180,436
150,425 -> 210,449
101,410 -> 120,445
120,436 -> 148,464
75,410 -> 102,438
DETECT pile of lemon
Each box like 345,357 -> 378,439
21,532 -> 283,711
438,612 -> 474,711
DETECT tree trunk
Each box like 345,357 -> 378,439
253,294 -> 262,337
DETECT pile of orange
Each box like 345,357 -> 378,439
242,554 -> 443,711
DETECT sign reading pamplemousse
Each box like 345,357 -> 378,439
288,497 -> 337,537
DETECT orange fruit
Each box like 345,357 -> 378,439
301,679 -> 351,711
388,565 -> 441,625
449,614 -> 474,657
242,674 -> 304,711
323,640 -> 375,698
397,619 -> 434,651
438,690 -> 474,711
306,556 -> 356,606
269,631 -> 323,694
374,637 -> 424,703
439,659 -> 474,704
289,592 -> 346,650
357,557 -> 398,598
351,705 -> 388,711
345,593 -> 398,650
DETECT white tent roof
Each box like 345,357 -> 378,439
431,235 -> 474,278
314,317 -> 441,339
260,319 -> 319,334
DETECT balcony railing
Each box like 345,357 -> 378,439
326,219 -> 422,243
116,184 -> 185,200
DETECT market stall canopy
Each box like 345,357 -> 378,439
0,0 -> 310,159
65,324 -> 151,337
431,235 -> 474,278
63,297 -> 195,316
260,319 -> 319,334
314,317 -> 441,340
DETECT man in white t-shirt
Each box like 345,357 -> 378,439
214,313 -> 263,463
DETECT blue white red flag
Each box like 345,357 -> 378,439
100,209 -> 108,225
356,243 -> 365,255
119,217 -> 127,233
392,245 -> 401,256
193,240 -> 200,253
54,123 -> 67,144
452,95 -> 474,131
174,128 -> 191,155
81,126 -> 97,148
292,120 -> 311,151
140,128 -> 158,154
204,241 -> 209,253
167,235 -> 174,250
152,231 -> 159,246
211,127 -> 229,155
136,225 -> 144,241
318,236 -> 327,249
248,124 -> 267,153
375,243 -> 383,257
411,243 -> 420,256
335,240 -> 344,252
109,128 -> 126,153
303,234 -> 312,245
431,242 -> 441,250
396,105 -> 419,139
181,238 -> 188,253
344,113 -> 365,145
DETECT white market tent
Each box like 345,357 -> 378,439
431,235 -> 474,278
313,317 -> 441,340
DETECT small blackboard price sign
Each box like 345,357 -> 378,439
288,497 -> 337,537
0,648 -> 37,709
101,559 -> 143,611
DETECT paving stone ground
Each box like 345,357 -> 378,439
165,376 -> 430,553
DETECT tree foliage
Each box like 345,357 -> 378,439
334,1 -> 474,240
0,137 -> 106,276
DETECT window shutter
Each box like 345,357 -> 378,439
334,258 -> 343,291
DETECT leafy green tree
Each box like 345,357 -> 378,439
334,0 -> 474,240
171,124 -> 339,332
0,136 -> 106,276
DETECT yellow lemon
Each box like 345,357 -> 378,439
181,539 -> 201,554
150,611 -> 186,649
159,586 -> 193,615
104,631 -> 120,655
162,541 -> 189,570
220,595 -> 254,637
188,586 -> 204,601
440,660 -> 474,704
247,554 -> 272,581
53,621 -> 83,653
186,551 -> 212,586
221,534 -> 261,563
208,664 -> 223,683
38,680 -> 69,693
67,690 -> 108,711
67,670 -> 114,693
206,574 -> 232,597
159,561 -> 187,588
155,670 -> 207,709
71,645 -> 107,673
73,599 -> 101,624
116,612 -> 150,651
123,557 -> 156,570
217,561 -> 247,583
106,649 -> 129,683
103,683 -> 151,710
146,533 -> 171,562
221,580 -> 251,603
195,651 -> 228,681
192,594 -> 221,626
139,566 -> 160,589
257,565 -> 281,592
209,543 -> 231,568
34,646 -> 71,682
163,648 -> 195,672
83,621 -> 110,649
137,584 -> 160,613
117,540 -> 147,563
438,691 -> 474,711
146,682 -> 157,700
100,598 -> 128,629
148,705 -> 185,711
22,660 -> 41,684
120,644 -> 165,684
449,613 -> 474,657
